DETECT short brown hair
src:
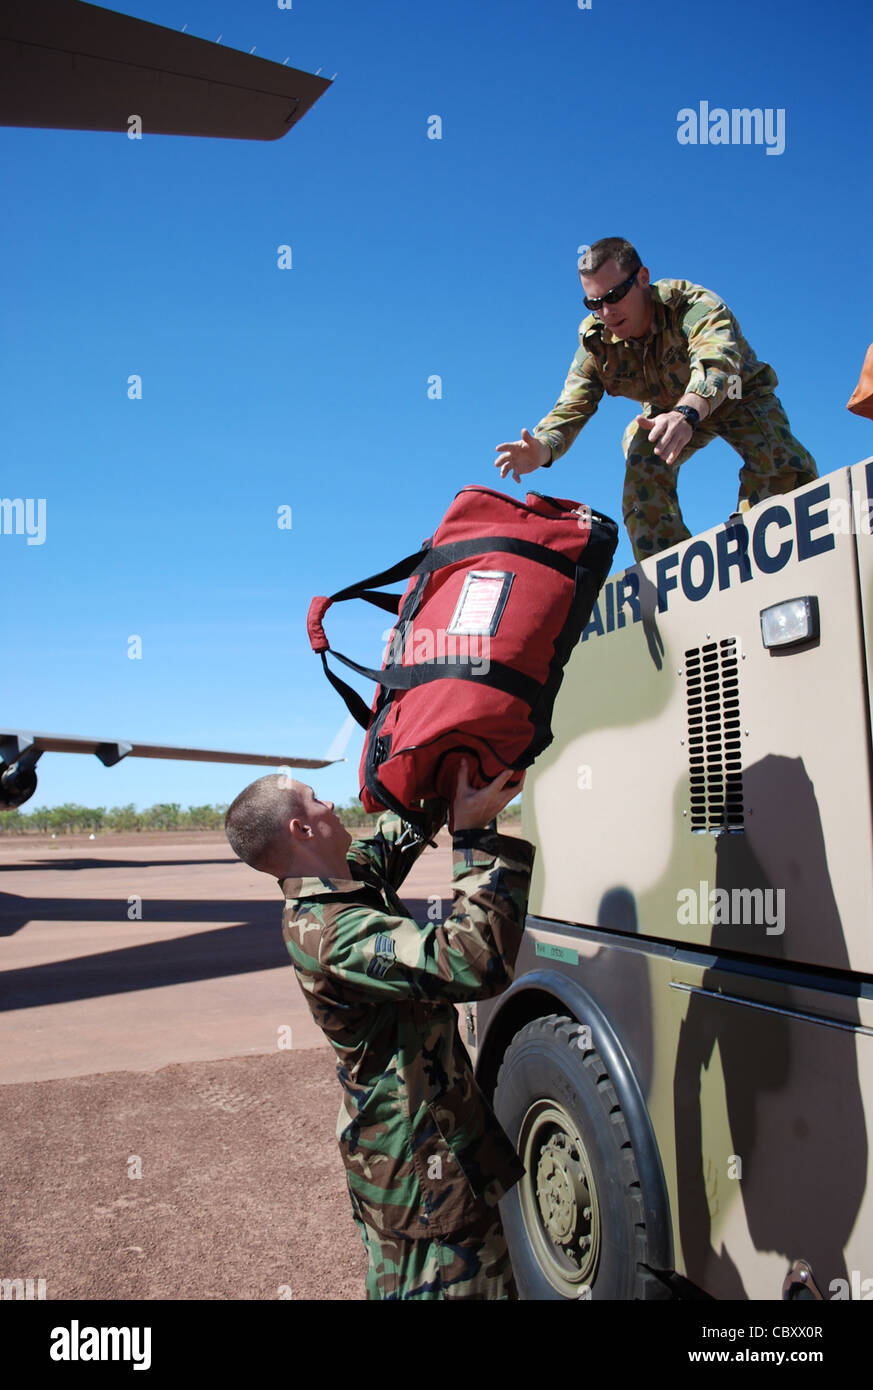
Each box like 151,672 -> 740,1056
578,237 -> 642,277
224,774 -> 305,870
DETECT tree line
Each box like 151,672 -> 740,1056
0,803 -> 228,834
0,799 -> 523,835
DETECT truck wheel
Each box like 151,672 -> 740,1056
493,1013 -> 669,1300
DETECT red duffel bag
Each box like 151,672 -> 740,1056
307,486 -> 618,830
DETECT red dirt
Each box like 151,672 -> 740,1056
0,828 -> 506,1300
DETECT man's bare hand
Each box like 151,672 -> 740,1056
635,412 -> 692,466
450,759 -> 525,832
495,428 -> 551,483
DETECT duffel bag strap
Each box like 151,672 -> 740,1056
320,644 -> 542,729
318,652 -> 374,730
321,547 -> 430,614
307,545 -> 431,728
307,546 -> 429,646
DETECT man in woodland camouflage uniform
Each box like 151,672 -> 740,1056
496,236 -> 817,559
225,762 -> 532,1300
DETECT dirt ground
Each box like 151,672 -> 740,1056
0,828 -> 470,1301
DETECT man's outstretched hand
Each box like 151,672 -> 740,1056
450,759 -> 525,832
635,411 -> 693,466
495,428 -> 551,482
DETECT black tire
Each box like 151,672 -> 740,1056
493,1013 -> 670,1300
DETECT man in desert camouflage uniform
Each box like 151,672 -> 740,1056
224,762 -> 533,1300
496,236 -> 817,559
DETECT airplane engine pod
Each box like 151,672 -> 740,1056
0,759 -> 39,808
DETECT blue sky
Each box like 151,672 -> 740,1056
2,0 -> 871,813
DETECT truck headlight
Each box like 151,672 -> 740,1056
760,596 -> 819,649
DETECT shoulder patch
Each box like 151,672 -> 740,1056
575,320 -> 604,369
682,300 -> 720,329
366,933 -> 396,979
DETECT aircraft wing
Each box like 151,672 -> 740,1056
0,0 -> 331,140
0,730 -> 340,808
1,731 -> 337,769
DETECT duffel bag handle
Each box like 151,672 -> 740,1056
307,545 -> 431,728
307,596 -> 332,653
306,544 -> 431,656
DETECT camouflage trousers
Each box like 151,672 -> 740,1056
621,392 -> 818,560
351,1203 -> 517,1300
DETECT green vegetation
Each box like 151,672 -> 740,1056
0,795 -> 522,836
0,802 -> 228,835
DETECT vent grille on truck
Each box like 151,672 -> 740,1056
685,637 -> 744,834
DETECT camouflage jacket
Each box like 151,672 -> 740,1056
534,278 -> 779,464
280,809 -> 534,1238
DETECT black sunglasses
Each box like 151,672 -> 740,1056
583,270 -> 639,312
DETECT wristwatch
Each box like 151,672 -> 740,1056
673,405 -> 700,428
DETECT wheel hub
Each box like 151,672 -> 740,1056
535,1132 -> 591,1244
519,1100 -> 600,1291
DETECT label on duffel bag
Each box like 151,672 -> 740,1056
446,570 -> 514,637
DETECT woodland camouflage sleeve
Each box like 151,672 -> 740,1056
681,292 -> 746,413
533,346 -> 605,464
347,800 -> 448,891
308,828 -> 534,1004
